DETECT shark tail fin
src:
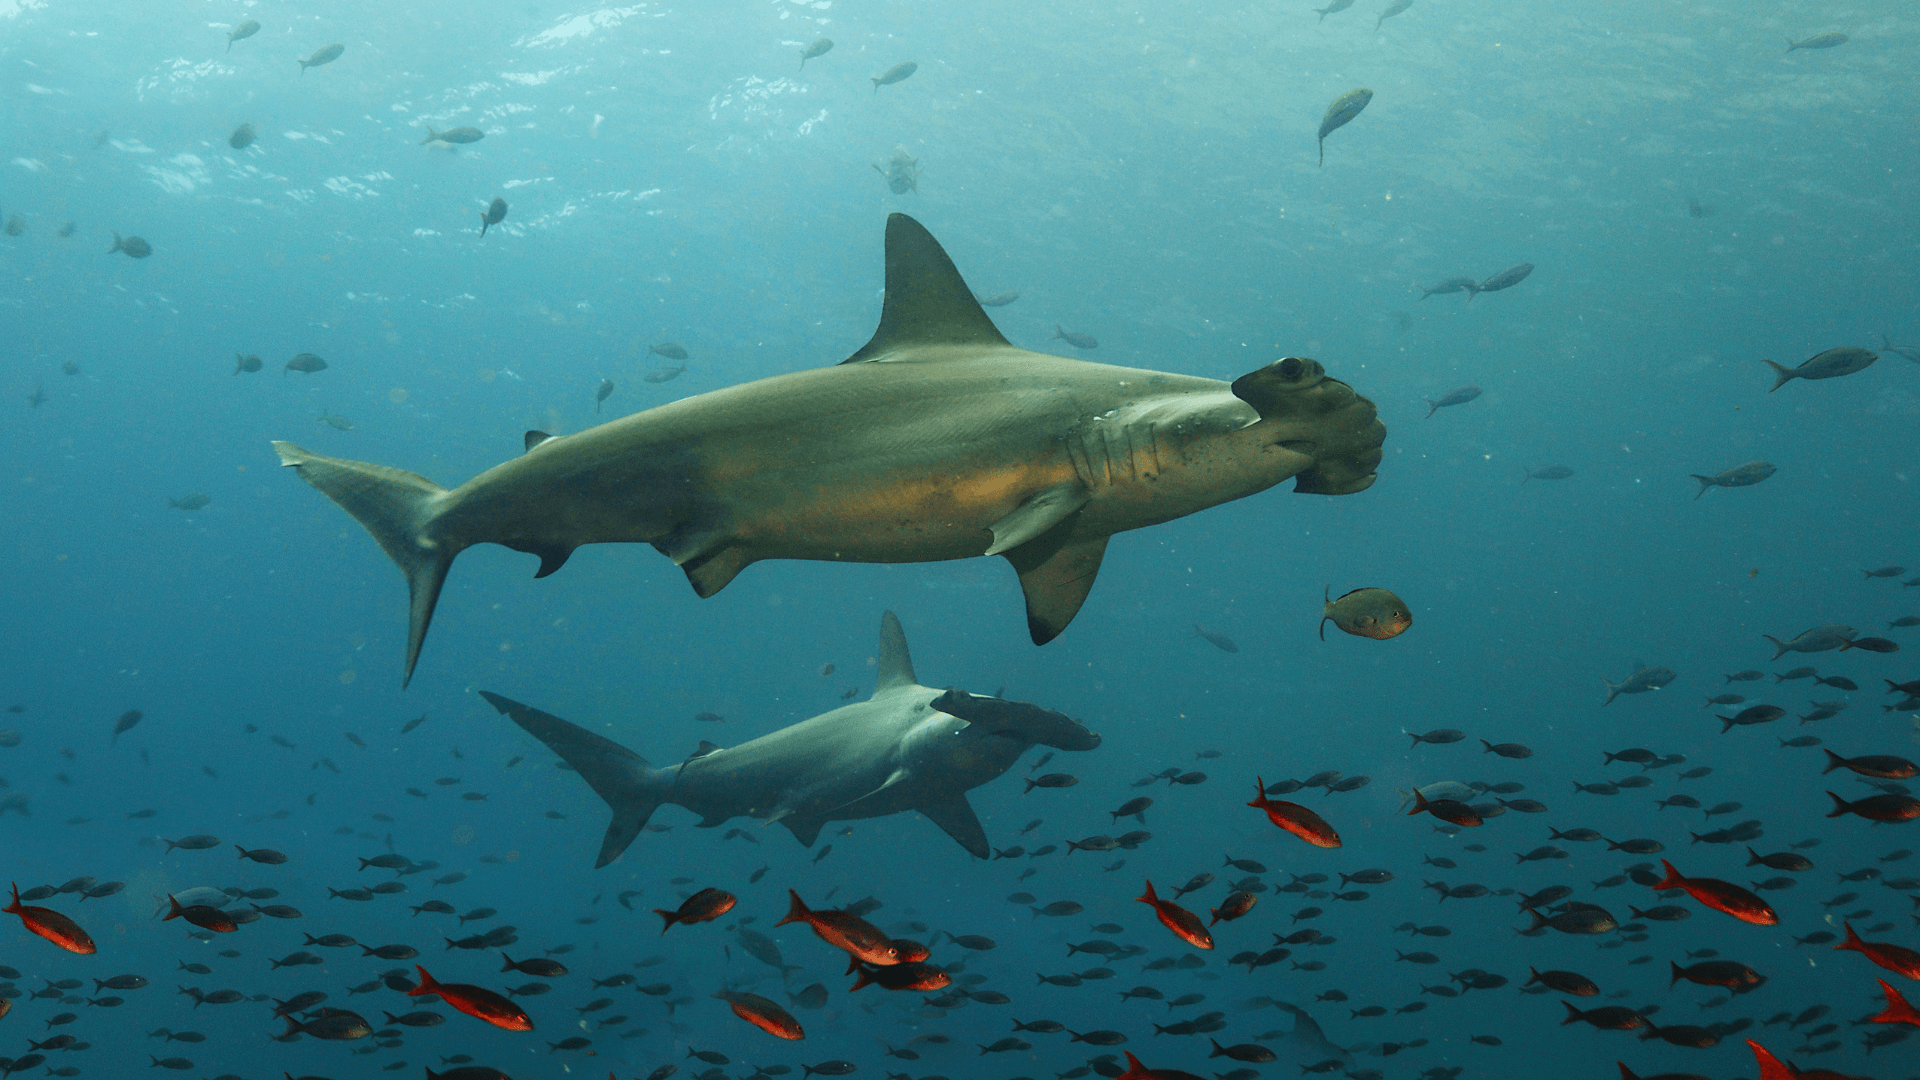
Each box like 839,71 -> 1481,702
477,691 -> 672,868
272,442 -> 456,686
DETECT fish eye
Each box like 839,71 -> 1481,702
1278,357 -> 1305,380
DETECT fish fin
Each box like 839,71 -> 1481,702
984,482 -> 1091,557
523,430 -> 558,452
1003,531 -> 1110,646
841,214 -> 1011,364
873,610 -> 919,692
504,540 -> 573,578
680,543 -> 752,598
916,791 -> 990,858
1759,358 -> 1794,392
477,692 -> 669,868
782,816 -> 825,847
272,442 -> 456,687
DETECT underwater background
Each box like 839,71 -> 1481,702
3,0 -> 1920,1076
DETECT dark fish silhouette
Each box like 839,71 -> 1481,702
1690,461 -> 1774,499
479,197 -> 507,237
227,20 -> 260,51
1318,89 -> 1372,165
871,62 -> 917,94
800,38 -> 833,69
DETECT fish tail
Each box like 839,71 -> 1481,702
476,691 -> 668,867
1759,358 -> 1794,392
1318,138 -> 1324,167
1837,921 -> 1865,951
1825,790 -> 1852,818
651,908 -> 678,934
1688,475 -> 1714,499
409,965 -> 438,996
777,890 -> 810,927
1762,635 -> 1789,660
270,442 -> 455,686
1601,678 -> 1619,705
1820,749 -> 1846,774
1669,960 -> 1686,988
1651,860 -> 1685,891
108,232 -> 121,253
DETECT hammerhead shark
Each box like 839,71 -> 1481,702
476,611 -> 1100,866
275,213 -> 1385,684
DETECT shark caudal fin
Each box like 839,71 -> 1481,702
477,692 -> 673,868
272,442 -> 456,687
841,213 -> 1011,365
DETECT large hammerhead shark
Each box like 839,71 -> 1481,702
275,213 -> 1386,684
477,611 -> 1100,867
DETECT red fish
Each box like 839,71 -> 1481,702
1745,1040 -> 1795,1080
1208,891 -> 1256,926
164,895 -> 238,933
890,938 -> 931,963
778,890 -> 900,966
4,882 -> 96,954
1247,777 -> 1342,847
1650,860 -> 1777,925
1826,789 -> 1920,823
407,965 -> 533,1031
1116,1051 -> 1206,1080
1870,978 -> 1920,1027
1135,880 -> 1212,950
652,887 -> 736,934
1407,788 -> 1482,828
715,989 -> 804,1039
1835,921 -> 1920,979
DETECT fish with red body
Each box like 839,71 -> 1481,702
407,965 -> 533,1031
1247,777 -> 1342,847
778,890 -> 900,966
164,895 -> 237,933
1835,922 -> 1920,979
4,882 -> 96,954
653,887 -> 736,933
1650,860 -> 1777,925
1117,1050 -> 1206,1080
715,989 -> 804,1039
1870,978 -> 1920,1027
1407,787 -> 1482,827
1135,880 -> 1212,950
1826,789 -> 1920,823
1209,891 -> 1256,926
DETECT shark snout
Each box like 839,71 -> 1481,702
931,689 -> 1101,751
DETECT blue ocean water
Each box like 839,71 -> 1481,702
3,0 -> 1919,1077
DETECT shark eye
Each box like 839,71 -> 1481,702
1278,357 -> 1305,380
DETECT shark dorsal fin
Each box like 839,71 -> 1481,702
688,740 -> 722,760
524,430 -> 558,452
874,610 -> 919,692
841,214 -> 1010,365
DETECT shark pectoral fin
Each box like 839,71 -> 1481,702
841,213 -> 1012,364
873,611 -> 920,692
983,482 -> 1091,557
918,792 -> 990,858
1003,531 -> 1110,645
680,543 -> 752,599
272,441 -> 456,687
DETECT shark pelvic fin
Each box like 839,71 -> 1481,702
272,441 -> 455,687
477,691 -> 671,868
918,791 -> 990,858
783,816 -> 825,847
874,610 -> 919,692
680,543 -> 751,598
507,540 -> 574,578
841,213 -> 1011,365
1003,530 -> 1110,645
983,481 -> 1091,557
